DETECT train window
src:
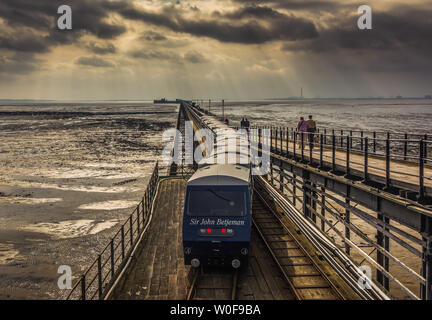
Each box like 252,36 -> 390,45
187,190 -> 246,217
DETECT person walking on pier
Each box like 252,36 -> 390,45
297,116 -> 308,148
307,115 -> 316,149
240,118 -> 246,128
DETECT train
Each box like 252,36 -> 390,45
182,109 -> 253,269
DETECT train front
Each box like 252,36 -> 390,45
182,164 -> 251,269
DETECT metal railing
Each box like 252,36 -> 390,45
265,162 -> 430,299
66,162 -> 159,300
249,127 -> 432,202
252,126 -> 431,164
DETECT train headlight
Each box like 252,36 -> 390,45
191,258 -> 200,268
232,259 -> 241,269
241,248 -> 248,255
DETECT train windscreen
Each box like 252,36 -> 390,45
187,190 -> 246,217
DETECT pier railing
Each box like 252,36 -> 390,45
247,127 -> 432,202
252,126 -> 431,164
263,159 -> 432,299
65,162 -> 159,300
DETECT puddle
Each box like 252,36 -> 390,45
0,243 -> 20,264
20,219 -> 119,239
0,197 -> 63,205
78,200 -> 138,210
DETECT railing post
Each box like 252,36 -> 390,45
270,128 -> 273,153
385,134 -> 391,189
110,239 -> 115,279
404,133 -> 408,161
349,130 -> 353,149
345,135 -> 350,177
331,132 -> 336,173
130,216 -> 133,247
364,137 -> 369,182
293,174 -> 297,207
419,139 -> 425,203
121,225 -> 125,260
324,128 -> 327,145
81,275 -> 86,301
320,186 -> 326,232
319,133 -> 323,168
373,131 -> 376,154
425,134 -> 428,164
137,207 -> 140,234
301,132 -> 304,162
302,171 -> 311,219
293,131 -> 297,161
280,128 -> 283,154
286,128 -> 289,157
309,132 -> 313,166
340,130 -> 344,148
258,128 -> 262,149
360,131 -> 364,151
97,254 -> 103,300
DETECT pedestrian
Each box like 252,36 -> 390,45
297,116 -> 308,148
224,118 -> 230,126
240,118 -> 245,128
307,115 -> 316,149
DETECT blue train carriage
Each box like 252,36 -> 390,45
183,163 -> 252,269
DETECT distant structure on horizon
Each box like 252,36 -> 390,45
154,98 -> 192,104
425,95 -> 432,99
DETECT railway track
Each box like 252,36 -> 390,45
187,267 -> 239,300
252,189 -> 345,300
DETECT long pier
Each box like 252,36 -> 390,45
65,101 -> 432,300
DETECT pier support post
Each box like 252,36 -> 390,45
293,174 -> 297,207
302,170 -> 311,219
345,185 -> 351,255
311,183 -> 317,223
331,132 -> 336,173
320,187 -> 326,232
420,216 -> 432,300
376,210 -> 390,291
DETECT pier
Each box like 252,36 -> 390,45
66,102 -> 432,300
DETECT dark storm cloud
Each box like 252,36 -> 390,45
128,49 -> 182,62
75,56 -> 114,68
282,8 -> 432,55
0,34 -> 50,53
140,31 -> 168,41
0,54 -> 38,74
184,51 -> 208,64
230,0 -> 341,11
0,0 -> 127,55
86,42 -> 117,55
117,4 -> 318,43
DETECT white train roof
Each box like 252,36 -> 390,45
188,164 -> 250,186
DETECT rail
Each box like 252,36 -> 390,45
252,125 -> 432,165
247,127 -> 432,202
65,162 -> 159,300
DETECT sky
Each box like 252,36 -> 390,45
0,0 -> 431,100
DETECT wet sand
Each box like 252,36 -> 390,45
0,102 -> 177,299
